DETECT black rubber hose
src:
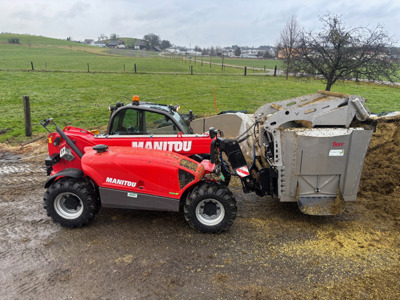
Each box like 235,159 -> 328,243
54,121 -> 83,159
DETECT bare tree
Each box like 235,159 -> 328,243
278,16 -> 302,79
98,34 -> 108,41
294,13 -> 399,91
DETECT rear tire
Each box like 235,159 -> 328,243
184,181 -> 237,233
44,177 -> 100,228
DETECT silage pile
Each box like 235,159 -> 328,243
358,117 -> 400,224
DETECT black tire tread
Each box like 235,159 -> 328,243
44,177 -> 100,228
184,181 -> 237,233
220,159 -> 231,186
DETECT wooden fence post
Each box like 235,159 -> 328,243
23,96 -> 32,137
31,61 -> 34,71
134,64 -> 137,73
274,65 -> 277,76
191,65 -> 193,75
87,63 -> 90,73
244,66 -> 247,76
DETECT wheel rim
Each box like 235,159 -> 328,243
54,192 -> 84,219
195,199 -> 225,226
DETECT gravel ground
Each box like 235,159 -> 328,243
0,120 -> 399,299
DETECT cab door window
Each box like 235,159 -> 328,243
110,109 -> 179,135
110,109 -> 142,135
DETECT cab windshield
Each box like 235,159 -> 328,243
171,110 -> 192,134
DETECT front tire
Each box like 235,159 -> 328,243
220,159 -> 231,186
44,177 -> 100,228
184,181 -> 237,233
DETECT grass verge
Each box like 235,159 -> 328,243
1,70 -> 399,144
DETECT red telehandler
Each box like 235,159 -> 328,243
41,91 -> 374,233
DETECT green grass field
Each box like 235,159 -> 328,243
0,34 -> 244,74
0,33 -> 83,47
208,56 -> 283,70
1,71 -> 399,143
0,43 -> 246,74
165,54 -> 282,73
0,34 -> 399,144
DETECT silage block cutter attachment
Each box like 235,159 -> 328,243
210,91 -> 374,215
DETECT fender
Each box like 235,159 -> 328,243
44,168 -> 84,189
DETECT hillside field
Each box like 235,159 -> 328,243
0,34 -> 249,74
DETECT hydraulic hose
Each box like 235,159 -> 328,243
54,122 -> 83,159
41,118 -> 83,159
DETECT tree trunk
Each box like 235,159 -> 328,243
325,82 -> 332,91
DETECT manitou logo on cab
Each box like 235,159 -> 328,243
132,141 -> 192,152
106,177 -> 137,187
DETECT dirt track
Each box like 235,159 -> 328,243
0,119 -> 399,299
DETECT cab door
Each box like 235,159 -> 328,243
109,108 -> 179,135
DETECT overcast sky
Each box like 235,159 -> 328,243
1,0 -> 399,47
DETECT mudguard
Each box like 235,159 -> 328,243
44,168 -> 84,188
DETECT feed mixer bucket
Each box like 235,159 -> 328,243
279,127 -> 372,215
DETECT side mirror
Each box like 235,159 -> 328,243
209,127 -> 218,139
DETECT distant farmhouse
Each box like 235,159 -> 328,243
134,40 -> 147,50
134,40 -> 161,52
94,41 -> 106,47
106,40 -> 126,49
